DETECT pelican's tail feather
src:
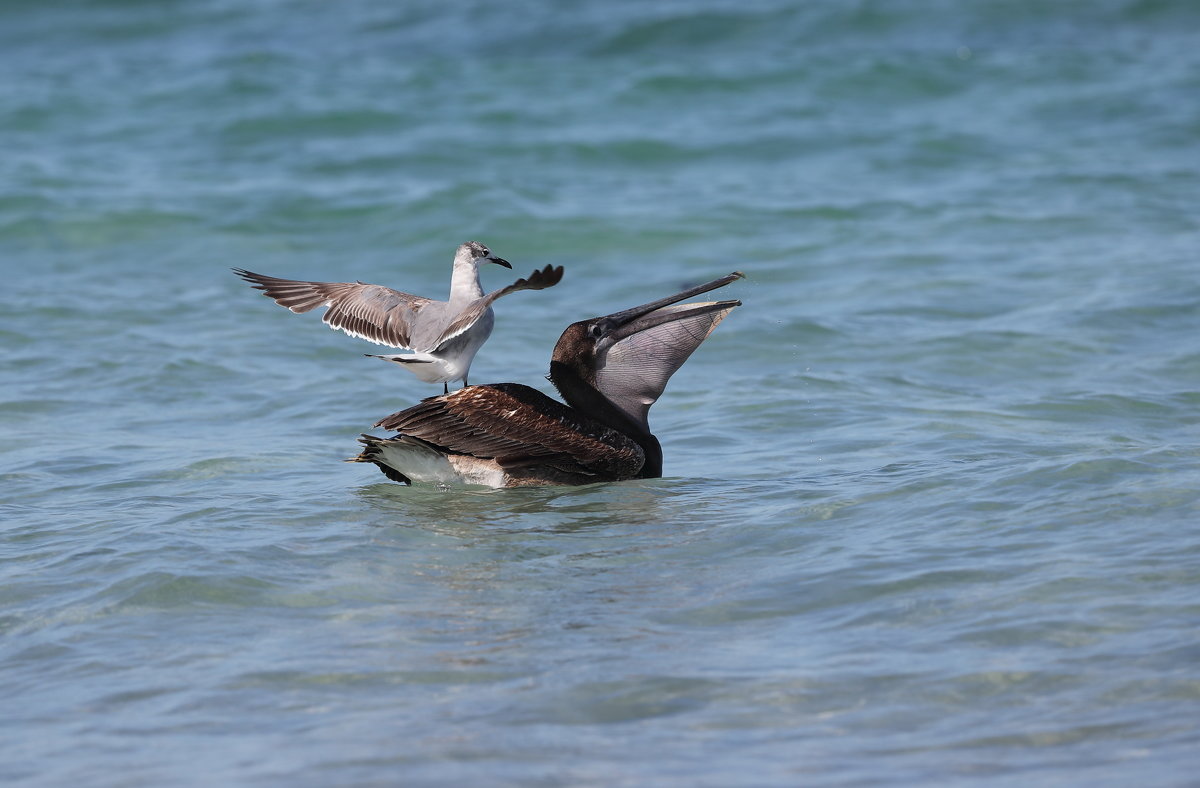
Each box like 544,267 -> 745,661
346,434 -> 412,485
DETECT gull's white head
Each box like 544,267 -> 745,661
455,241 -> 511,270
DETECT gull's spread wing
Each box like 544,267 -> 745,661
234,269 -> 438,350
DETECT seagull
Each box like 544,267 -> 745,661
234,241 -> 563,392
349,271 -> 744,487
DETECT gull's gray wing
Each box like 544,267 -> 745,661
233,269 -> 443,350
430,265 -> 564,351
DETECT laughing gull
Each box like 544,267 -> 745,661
234,241 -> 564,392
349,271 -> 744,487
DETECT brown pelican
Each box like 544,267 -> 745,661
350,271 -> 743,487
234,241 -> 563,393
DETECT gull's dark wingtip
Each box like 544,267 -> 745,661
520,264 -> 565,291
232,268 -> 270,292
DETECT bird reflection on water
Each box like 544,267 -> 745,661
355,479 -> 684,536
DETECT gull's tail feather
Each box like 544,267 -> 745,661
365,353 -> 435,365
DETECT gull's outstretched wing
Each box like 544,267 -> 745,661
233,269 -> 438,350
431,265 -> 564,351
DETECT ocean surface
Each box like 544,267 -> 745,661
2,0 -> 1199,785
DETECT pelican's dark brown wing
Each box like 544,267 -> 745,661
233,269 -> 440,350
373,383 -> 644,479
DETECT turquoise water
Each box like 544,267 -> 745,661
3,0 -> 1199,784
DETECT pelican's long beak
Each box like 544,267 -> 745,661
600,271 -> 743,331
604,271 -> 743,342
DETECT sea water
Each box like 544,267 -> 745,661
2,1 -> 1198,784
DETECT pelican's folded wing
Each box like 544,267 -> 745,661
233,269 -> 435,349
372,382 -> 642,478
431,265 -> 565,351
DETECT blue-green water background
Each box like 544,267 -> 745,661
3,1 -> 1199,784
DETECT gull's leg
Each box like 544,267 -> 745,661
443,382 -> 449,395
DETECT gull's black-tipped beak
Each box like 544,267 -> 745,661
489,256 -> 512,269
